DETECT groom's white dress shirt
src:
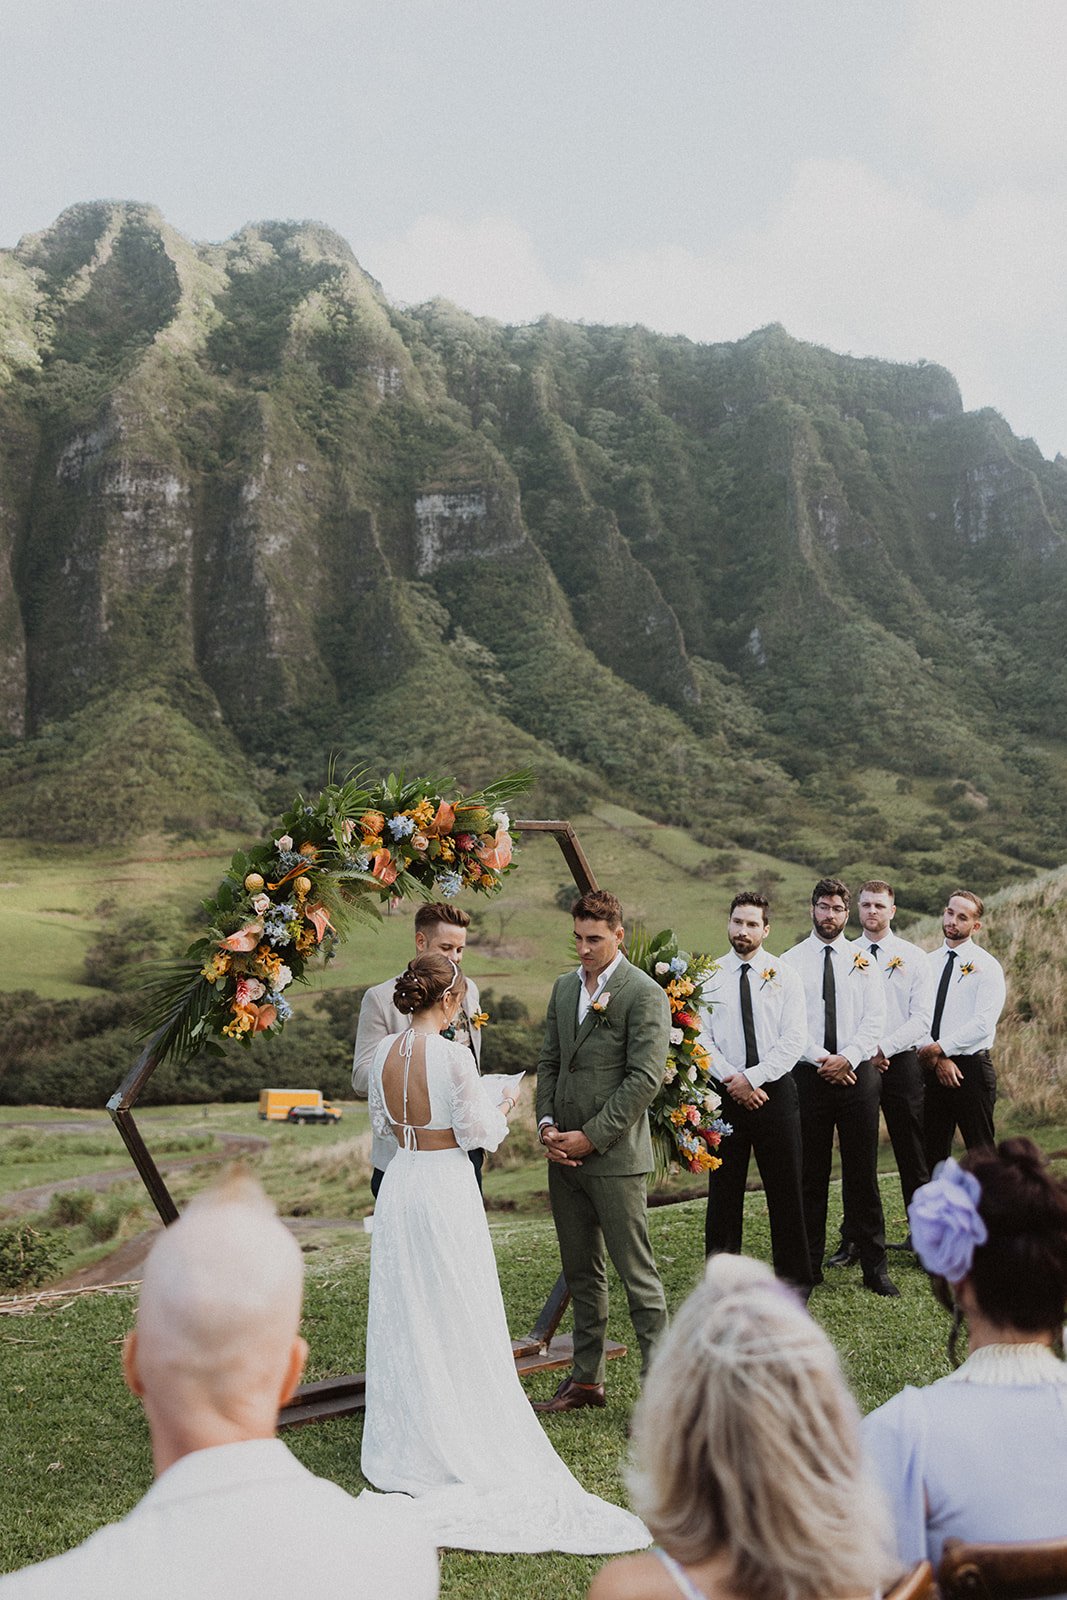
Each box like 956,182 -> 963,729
781,932 -> 886,1068
699,950 -> 806,1088
0,1439 -> 437,1600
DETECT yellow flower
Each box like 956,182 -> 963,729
669,1107 -> 688,1126
201,952 -> 232,983
409,798 -> 435,827
470,1010 -> 489,1030
959,962 -> 975,978
851,953 -> 869,972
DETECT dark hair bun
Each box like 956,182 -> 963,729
392,952 -> 461,1015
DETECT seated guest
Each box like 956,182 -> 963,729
864,1139 -> 1067,1570
0,1171 -> 437,1599
589,1254 -> 893,1600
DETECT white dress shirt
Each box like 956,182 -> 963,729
919,938 -> 1006,1055
699,949 -> 807,1089
575,949 -> 625,1024
780,932 -> 886,1068
0,1438 -> 438,1600
861,931 -> 934,1057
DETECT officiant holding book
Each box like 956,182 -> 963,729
534,890 -> 670,1414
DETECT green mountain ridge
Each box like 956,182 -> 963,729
1,201 -> 1065,907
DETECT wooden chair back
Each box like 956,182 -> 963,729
939,1537 -> 1067,1600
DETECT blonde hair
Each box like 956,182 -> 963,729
628,1256 -> 892,1600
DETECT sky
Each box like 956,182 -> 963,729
5,0 -> 1067,455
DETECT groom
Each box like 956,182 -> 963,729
534,889 -> 670,1413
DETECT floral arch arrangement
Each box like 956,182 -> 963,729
137,769 -> 530,1068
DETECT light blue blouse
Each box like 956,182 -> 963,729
863,1344 -> 1067,1576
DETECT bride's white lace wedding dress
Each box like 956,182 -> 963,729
360,1030 -> 650,1554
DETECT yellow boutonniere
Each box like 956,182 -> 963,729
759,967 -> 777,989
851,953 -> 869,973
958,962 -> 975,980
470,1010 -> 489,1030
591,991 -> 611,1025
886,955 -> 904,977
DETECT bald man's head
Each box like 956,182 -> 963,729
127,1171 -> 306,1457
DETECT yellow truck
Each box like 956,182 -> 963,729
258,1089 -> 342,1125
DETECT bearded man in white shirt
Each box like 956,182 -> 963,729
781,877 -> 898,1296
828,879 -> 933,1265
700,892 -> 811,1292
0,1172 -> 437,1600
917,888 -> 1006,1167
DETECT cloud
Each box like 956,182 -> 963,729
365,158 -> 1067,456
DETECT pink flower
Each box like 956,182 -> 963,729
686,1105 -> 700,1124
305,903 -> 334,943
219,920 -> 264,953
410,832 -> 429,852
455,833 -> 476,851
235,977 -> 266,1005
251,893 -> 270,915
276,834 -> 293,852
339,818 -> 356,844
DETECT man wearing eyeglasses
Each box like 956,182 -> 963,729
781,878 -> 897,1296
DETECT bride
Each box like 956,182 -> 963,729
360,951 -> 650,1555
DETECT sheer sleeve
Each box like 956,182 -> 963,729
368,1036 -> 400,1145
439,1040 -> 510,1153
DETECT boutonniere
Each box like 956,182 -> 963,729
469,1010 -> 489,1030
886,956 -> 904,978
851,953 -> 869,973
957,962 -> 975,981
591,991 -> 611,1025
759,967 -> 777,989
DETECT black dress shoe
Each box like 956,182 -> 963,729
886,1234 -> 914,1252
826,1241 -> 860,1269
531,1377 -> 607,1414
863,1272 -> 901,1297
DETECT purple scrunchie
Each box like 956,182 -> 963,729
908,1158 -> 988,1282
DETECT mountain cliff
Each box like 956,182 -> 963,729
1,202 -> 1065,906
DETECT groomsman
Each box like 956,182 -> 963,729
918,889 -> 1006,1166
352,903 -> 483,1197
828,880 -> 933,1264
700,893 -> 811,1292
782,878 -> 897,1296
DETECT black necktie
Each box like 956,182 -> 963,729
823,945 -> 838,1053
869,943 -> 879,960
739,963 -> 758,1070
931,950 -> 957,1039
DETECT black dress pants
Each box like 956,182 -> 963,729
705,1074 -> 812,1290
839,1048 -> 928,1244
794,1059 -> 886,1281
923,1051 -> 996,1170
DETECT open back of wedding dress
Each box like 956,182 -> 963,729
360,1030 -> 650,1554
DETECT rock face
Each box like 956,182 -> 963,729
1,201 -> 1066,881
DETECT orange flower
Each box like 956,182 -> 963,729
427,799 -> 455,837
361,810 -> 386,837
219,920 -> 264,953
253,1003 -> 277,1033
370,848 -> 398,886
305,903 -> 333,943
476,827 -> 512,872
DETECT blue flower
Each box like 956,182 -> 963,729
669,956 -> 688,976
909,1158 -> 988,1282
263,902 -> 299,946
436,869 -> 463,899
269,994 -> 293,1022
276,849 -> 304,871
387,814 -> 415,840
349,851 -> 371,872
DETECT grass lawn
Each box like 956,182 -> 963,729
0,1172 -> 953,1599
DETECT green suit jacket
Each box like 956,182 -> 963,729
535,957 -> 671,1176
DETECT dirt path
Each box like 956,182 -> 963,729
0,1132 -> 269,1217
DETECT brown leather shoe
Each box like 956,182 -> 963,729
531,1377 -> 606,1414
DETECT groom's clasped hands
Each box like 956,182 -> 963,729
540,1126 -> 594,1166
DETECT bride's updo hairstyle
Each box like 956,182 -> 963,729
627,1255 -> 891,1600
393,953 -> 464,1016
960,1137 -> 1067,1336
